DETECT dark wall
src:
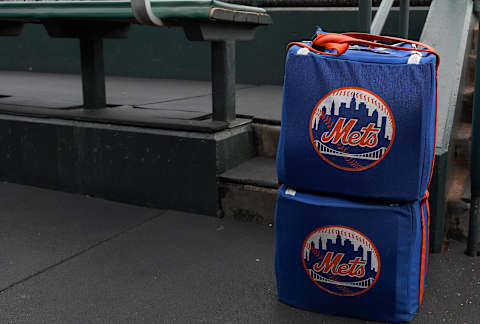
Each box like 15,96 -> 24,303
0,8 -> 428,85
0,115 -> 255,216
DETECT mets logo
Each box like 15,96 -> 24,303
309,87 -> 395,171
302,225 -> 381,296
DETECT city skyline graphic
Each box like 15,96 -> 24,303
303,226 -> 380,295
310,87 -> 394,169
311,88 -> 393,141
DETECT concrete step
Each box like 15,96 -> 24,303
218,156 -> 277,225
467,20 -> 477,83
467,53 -> 476,85
472,20 -> 478,54
461,85 -> 474,123
463,24 -> 477,122
252,123 -> 280,158
446,122 -> 472,242
219,156 -> 277,189
454,122 -> 472,167
218,121 -> 280,224
446,163 -> 470,242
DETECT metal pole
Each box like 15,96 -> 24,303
211,40 -> 236,122
80,36 -> 106,109
399,0 -> 410,39
359,0 -> 372,33
371,0 -> 394,35
467,30 -> 480,256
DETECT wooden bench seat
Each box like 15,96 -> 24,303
0,0 -> 270,25
0,0 -> 271,125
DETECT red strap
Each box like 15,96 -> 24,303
342,33 -> 437,54
419,194 -> 430,306
287,32 -> 440,68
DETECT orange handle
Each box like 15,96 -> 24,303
287,32 -> 440,68
311,33 -> 353,55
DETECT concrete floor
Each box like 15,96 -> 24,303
0,71 -> 283,123
0,71 -> 478,323
0,181 -> 477,324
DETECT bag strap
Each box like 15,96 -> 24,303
419,190 -> 431,306
287,32 -> 440,68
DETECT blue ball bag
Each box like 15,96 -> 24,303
275,185 -> 430,322
277,31 -> 439,201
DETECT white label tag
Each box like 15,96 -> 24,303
296,47 -> 310,56
408,52 -> 422,64
285,188 -> 297,196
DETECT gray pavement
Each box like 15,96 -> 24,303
0,71 -> 283,123
0,182 -> 478,324
0,71 -> 478,323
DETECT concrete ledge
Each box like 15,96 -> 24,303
0,114 -> 255,216
0,103 -> 230,133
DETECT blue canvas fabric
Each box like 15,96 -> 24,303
276,33 -> 437,201
274,185 -> 429,322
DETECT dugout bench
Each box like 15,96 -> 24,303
0,0 -> 271,125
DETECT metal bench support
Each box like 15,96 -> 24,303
80,37 -> 106,109
212,41 -> 236,122
183,22 -> 257,123
43,21 -> 130,110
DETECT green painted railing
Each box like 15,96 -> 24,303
358,0 -> 409,37
420,0 -> 474,253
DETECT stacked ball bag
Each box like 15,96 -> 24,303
275,31 -> 438,322
275,185 -> 430,322
276,30 -> 439,201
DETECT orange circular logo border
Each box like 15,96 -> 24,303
301,225 -> 381,297
309,87 -> 396,172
